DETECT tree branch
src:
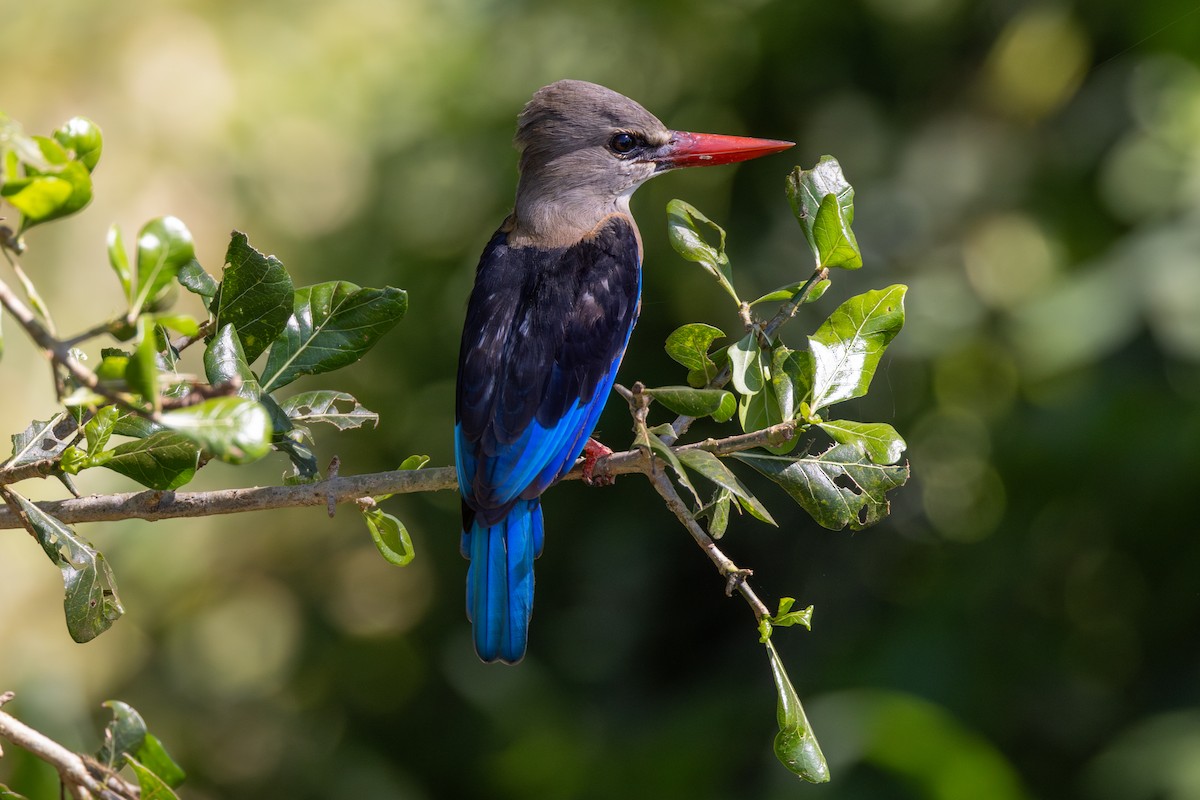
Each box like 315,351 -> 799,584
0,422 -> 797,529
0,691 -> 136,800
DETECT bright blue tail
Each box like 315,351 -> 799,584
464,498 -> 542,664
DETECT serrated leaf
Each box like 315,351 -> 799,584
729,332 -> 764,395
107,225 -> 133,302
677,448 -> 776,525
786,156 -> 857,272
161,397 -> 271,465
133,734 -> 185,789
259,281 -> 407,393
818,420 -> 907,465
177,258 -> 217,298
97,700 -> 147,769
133,217 -> 194,313
101,431 -> 200,490
766,639 -> 829,783
209,231 -> 295,362
665,323 -> 725,386
666,199 -> 739,304
5,412 -> 78,467
803,285 -> 907,411
644,386 -> 733,419
52,116 -> 102,172
364,507 -> 414,566
736,444 -> 909,530
277,390 -> 378,431
2,488 -> 124,642
203,323 -> 262,400
812,192 -> 863,270
125,756 -> 182,800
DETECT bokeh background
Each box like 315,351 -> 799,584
2,0 -> 1200,797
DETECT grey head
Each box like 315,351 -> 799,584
509,80 -> 672,247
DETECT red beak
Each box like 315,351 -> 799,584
654,131 -> 794,169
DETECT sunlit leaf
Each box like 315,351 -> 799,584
133,217 -> 194,313
729,332 -> 764,395
811,192 -> 863,270
100,432 -> 201,490
786,156 -> 858,270
818,420 -> 907,465
277,390 -> 379,431
5,412 -> 78,467
107,225 -> 133,303
770,597 -> 814,631
364,507 -> 414,566
161,397 -> 271,465
203,323 -> 262,400
665,323 -> 725,387
126,319 -> 161,410
52,116 -> 102,171
2,488 -> 124,642
766,639 -> 829,783
209,231 -> 295,362
1,136 -> 93,230
736,444 -> 909,530
259,281 -> 407,393
666,199 -> 739,304
644,385 -> 733,419
802,285 -> 907,411
84,405 -> 119,457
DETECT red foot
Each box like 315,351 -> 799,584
581,438 -> 615,486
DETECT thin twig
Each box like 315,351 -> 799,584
0,693 -> 138,800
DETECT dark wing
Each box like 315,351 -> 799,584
455,215 -> 641,524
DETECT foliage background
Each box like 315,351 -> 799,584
2,0 -> 1199,797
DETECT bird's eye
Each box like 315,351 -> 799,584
609,132 -> 638,154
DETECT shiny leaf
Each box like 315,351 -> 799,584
161,397 -> 272,465
766,639 -> 829,783
665,323 -> 725,387
278,390 -> 378,430
729,332 -> 764,395
178,258 -> 218,298
644,385 -> 733,418
203,323 -> 262,400
786,156 -> 858,270
107,225 -> 133,302
812,192 -> 863,269
3,488 -> 124,642
260,281 -> 407,393
364,507 -> 414,566
209,231 -> 295,362
126,319 -> 161,410
736,444 -> 909,530
802,285 -> 907,411
101,432 -> 201,490
84,405 -> 119,456
666,199 -> 739,304
52,116 -> 102,171
818,420 -> 907,465
133,217 -> 194,313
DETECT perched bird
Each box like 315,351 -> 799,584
456,80 -> 793,663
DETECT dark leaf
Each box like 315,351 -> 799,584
209,231 -> 295,362
101,432 -> 201,490
2,489 -> 124,642
677,448 -> 776,525
736,444 -> 909,530
177,258 -> 218,298
203,323 -> 262,400
0,783 -> 30,799
97,700 -> 147,769
259,281 -> 407,393
277,390 -> 378,430
644,386 -> 733,419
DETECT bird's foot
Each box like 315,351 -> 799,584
581,438 -> 615,486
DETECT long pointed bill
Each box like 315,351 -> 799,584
655,131 -> 794,169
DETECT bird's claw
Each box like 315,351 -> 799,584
581,438 -> 615,486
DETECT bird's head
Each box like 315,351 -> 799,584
510,80 -> 792,246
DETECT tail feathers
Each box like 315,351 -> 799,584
464,498 -> 542,664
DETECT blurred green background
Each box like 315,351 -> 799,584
2,0 -> 1200,797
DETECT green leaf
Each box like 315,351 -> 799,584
259,281 -> 408,393
750,279 -> 809,306
101,432 -> 201,490
52,116 -> 103,171
209,231 -> 295,362
1,136 -> 93,230
803,285 -> 907,411
177,258 -> 218,299
97,700 -> 147,769
203,323 -> 262,400
112,409 -> 163,439
643,431 -> 701,506
84,405 -> 120,457
765,639 -> 829,783
736,444 -> 909,530
665,323 -> 725,387
729,333 -> 764,395
712,391 -> 736,423
133,734 -> 186,789
677,448 -> 776,525
0,783 -> 30,799
5,412 -> 79,467
739,378 -> 796,455
125,756 -> 182,800
364,507 -> 414,566
125,319 -> 161,410
770,597 -> 814,631
107,225 -> 133,302
59,445 -> 90,475
2,488 -> 124,642
812,192 -> 863,270
786,156 -> 859,271
398,454 -> 430,471
277,390 -> 379,431
818,420 -> 907,465
153,314 -> 199,337
804,279 -> 831,304
696,487 -> 731,539
133,217 -> 194,313
771,345 -> 799,422
666,199 -> 740,304
161,397 -> 272,465
644,386 -> 733,419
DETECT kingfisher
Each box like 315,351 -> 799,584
456,79 -> 793,663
